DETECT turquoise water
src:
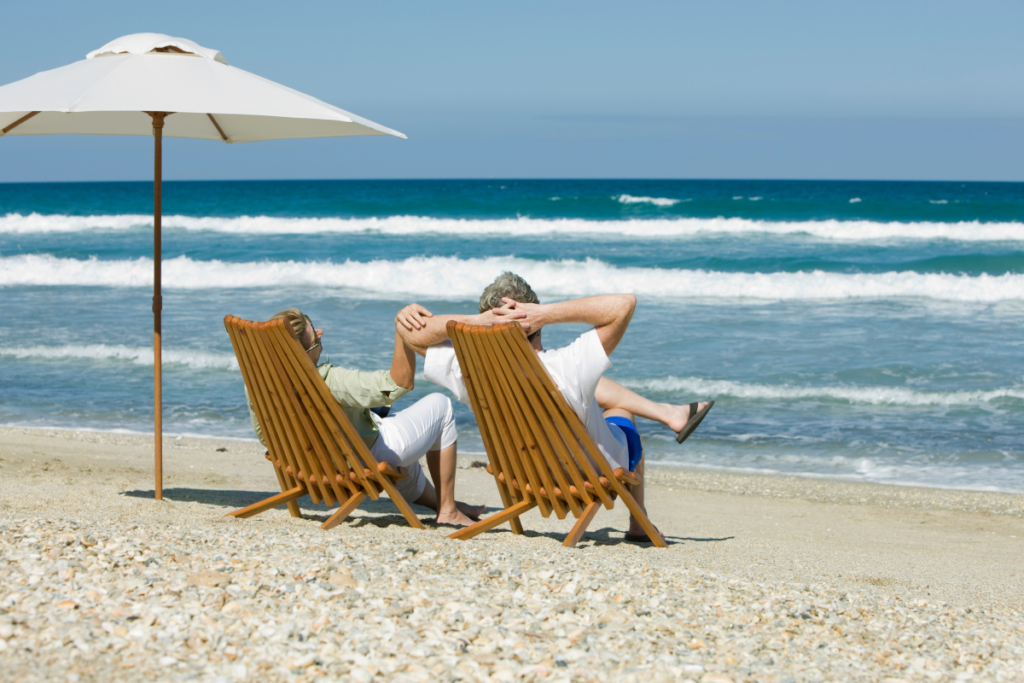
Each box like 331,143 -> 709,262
1,179 -> 1022,491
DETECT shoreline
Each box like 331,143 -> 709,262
2,425 -> 1023,681
3,424 -> 1023,513
4,421 -> 1019,501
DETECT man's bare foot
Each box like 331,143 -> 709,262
627,517 -> 660,541
456,501 -> 486,520
436,509 -> 477,527
663,401 -> 710,434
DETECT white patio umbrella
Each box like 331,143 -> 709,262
0,33 -> 406,500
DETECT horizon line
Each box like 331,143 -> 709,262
2,177 -> 1023,185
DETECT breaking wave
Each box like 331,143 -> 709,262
0,344 -> 238,370
621,376 -> 1024,406
2,212 -> 1023,242
2,254 -> 1024,302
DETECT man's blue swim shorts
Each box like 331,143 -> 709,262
604,416 -> 643,472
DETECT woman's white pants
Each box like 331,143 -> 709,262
370,393 -> 457,503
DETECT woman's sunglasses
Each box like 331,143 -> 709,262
303,315 -> 321,353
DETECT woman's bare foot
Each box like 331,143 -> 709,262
436,508 -> 477,527
662,401 -> 710,434
456,501 -> 486,520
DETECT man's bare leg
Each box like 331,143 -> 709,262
596,376 -> 709,434
603,408 -> 652,537
425,447 -> 485,526
626,458 -> 650,537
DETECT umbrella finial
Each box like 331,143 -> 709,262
87,33 -> 227,65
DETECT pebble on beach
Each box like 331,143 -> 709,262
2,514 -> 1024,683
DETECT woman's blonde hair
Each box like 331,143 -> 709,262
268,308 -> 307,343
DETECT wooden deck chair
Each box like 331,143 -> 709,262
445,321 -> 666,548
222,315 -> 425,531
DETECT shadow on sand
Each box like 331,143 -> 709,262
122,487 -> 289,511
120,488 -> 735,547
465,523 -> 735,548
121,487 -> 427,517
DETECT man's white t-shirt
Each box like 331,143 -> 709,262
423,328 -> 630,470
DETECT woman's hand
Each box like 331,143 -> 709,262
395,303 -> 433,331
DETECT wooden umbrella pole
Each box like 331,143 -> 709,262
150,112 -> 167,500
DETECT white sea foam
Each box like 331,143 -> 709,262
0,423 -> 260,442
0,213 -> 153,233
849,198 -> 862,203
0,344 -> 238,370
648,452 -> 1024,493
2,253 -> 1023,302
615,194 -> 681,207
621,376 -> 1024,406
5,212 -> 1022,241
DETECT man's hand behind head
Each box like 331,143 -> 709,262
490,298 -> 543,335
500,294 -> 635,357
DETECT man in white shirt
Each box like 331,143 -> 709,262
395,273 -> 713,541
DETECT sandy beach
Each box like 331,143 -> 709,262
1,425 -> 1023,682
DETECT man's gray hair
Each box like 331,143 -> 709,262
478,272 -> 539,313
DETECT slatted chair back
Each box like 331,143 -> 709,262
222,315 -> 425,531
446,320 -> 664,547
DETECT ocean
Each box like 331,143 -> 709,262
1,179 -> 1022,492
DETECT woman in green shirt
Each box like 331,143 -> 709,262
249,306 -> 484,527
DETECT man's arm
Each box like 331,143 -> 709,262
394,303 -> 527,356
493,294 -> 636,356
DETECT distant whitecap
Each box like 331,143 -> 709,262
4,213 -> 1022,242
615,194 -> 680,207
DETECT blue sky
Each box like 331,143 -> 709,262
1,0 -> 1021,181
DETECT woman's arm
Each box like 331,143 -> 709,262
394,302 -> 528,356
390,320 -> 417,391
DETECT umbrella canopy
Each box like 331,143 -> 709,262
0,33 -> 405,499
0,33 -> 405,141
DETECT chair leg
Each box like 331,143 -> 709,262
616,487 -> 667,547
448,499 -> 537,541
321,492 -> 366,531
272,465 -> 303,518
376,475 -> 427,530
562,501 -> 600,548
227,485 -> 306,519
494,481 -> 525,535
